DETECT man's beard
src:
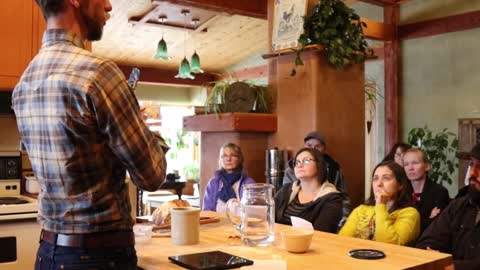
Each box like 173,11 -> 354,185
80,5 -> 104,41
468,178 -> 480,206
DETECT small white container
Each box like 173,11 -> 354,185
25,176 -> 40,194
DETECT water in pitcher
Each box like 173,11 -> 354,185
227,183 -> 275,246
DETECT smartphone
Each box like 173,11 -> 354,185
168,250 -> 254,270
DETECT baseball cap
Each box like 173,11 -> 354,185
456,143 -> 480,160
303,131 -> 326,146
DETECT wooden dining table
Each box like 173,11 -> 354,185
135,213 -> 453,270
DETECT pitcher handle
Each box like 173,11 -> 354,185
225,198 -> 241,232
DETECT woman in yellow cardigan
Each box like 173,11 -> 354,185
339,160 -> 420,245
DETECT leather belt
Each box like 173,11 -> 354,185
40,229 -> 134,248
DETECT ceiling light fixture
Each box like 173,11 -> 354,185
154,16 -> 169,60
175,10 -> 195,80
189,18 -> 203,74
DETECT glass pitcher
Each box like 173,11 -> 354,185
226,183 -> 275,246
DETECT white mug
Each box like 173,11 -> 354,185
170,207 -> 200,245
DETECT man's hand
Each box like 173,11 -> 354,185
429,207 -> 441,219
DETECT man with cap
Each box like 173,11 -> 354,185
416,143 -> 480,270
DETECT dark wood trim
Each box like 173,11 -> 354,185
358,0 -> 396,6
399,10 -> 480,40
162,0 -> 268,19
384,5 -> 400,154
117,65 -> 218,87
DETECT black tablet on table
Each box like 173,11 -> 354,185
168,250 -> 254,270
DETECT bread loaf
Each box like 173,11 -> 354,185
151,199 -> 191,225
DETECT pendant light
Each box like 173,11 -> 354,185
175,10 -> 195,79
154,16 -> 169,60
189,18 -> 203,74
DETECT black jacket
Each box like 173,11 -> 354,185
415,179 -> 450,233
416,196 -> 480,270
274,182 -> 343,233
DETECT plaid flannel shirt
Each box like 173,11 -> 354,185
12,29 -> 168,234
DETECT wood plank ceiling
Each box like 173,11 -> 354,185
93,0 -> 268,73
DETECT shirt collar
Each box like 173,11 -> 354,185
42,29 -> 85,49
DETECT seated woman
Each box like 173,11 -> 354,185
339,161 -> 420,246
202,142 -> 255,212
275,148 -> 343,233
382,142 -> 411,166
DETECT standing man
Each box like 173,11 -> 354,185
402,148 -> 450,233
416,143 -> 480,270
13,1 -> 168,269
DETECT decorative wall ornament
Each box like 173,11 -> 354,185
271,0 -> 308,52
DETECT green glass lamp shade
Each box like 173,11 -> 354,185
175,57 -> 195,79
190,51 -> 204,73
154,38 -> 168,60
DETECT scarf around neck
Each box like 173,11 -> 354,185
217,170 -> 242,203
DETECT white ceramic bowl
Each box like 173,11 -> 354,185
281,228 -> 314,253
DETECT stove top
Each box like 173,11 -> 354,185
0,197 -> 30,205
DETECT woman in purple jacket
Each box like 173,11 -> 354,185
202,142 -> 255,212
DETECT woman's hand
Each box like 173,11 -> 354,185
375,190 -> 391,205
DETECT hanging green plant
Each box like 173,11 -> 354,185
292,0 -> 370,76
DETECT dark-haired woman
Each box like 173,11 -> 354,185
382,142 -> 411,166
339,161 -> 420,245
274,148 -> 343,233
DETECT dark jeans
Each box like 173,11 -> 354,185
35,240 -> 138,270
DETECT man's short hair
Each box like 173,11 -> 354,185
404,148 -> 429,164
303,131 -> 326,146
36,0 -> 65,18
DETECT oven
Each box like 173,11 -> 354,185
0,115 -> 40,269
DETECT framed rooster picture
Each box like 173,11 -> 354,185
271,0 -> 308,52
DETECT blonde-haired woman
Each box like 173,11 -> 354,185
202,143 -> 255,212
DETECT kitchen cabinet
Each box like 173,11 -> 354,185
0,1 -> 45,90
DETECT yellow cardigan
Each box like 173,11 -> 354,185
339,204 -> 420,246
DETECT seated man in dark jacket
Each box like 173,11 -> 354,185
416,143 -> 480,270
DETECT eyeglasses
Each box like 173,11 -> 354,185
294,158 -> 315,167
221,154 -> 239,160
394,153 -> 404,158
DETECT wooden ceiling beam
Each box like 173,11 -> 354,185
117,65 -> 218,87
357,0 -> 396,6
161,0 -> 268,19
399,10 -> 480,40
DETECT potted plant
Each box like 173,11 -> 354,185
365,77 -> 382,134
204,80 -> 272,114
292,0 -> 370,76
182,162 -> 200,196
407,126 -> 459,185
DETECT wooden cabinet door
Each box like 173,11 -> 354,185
0,1 -> 34,90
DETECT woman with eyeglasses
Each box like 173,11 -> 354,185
274,148 -> 343,232
382,142 -> 411,166
202,142 -> 255,212
339,160 -> 420,245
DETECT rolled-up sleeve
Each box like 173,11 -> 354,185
89,61 -> 169,191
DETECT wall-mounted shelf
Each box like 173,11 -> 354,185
183,113 -> 277,132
